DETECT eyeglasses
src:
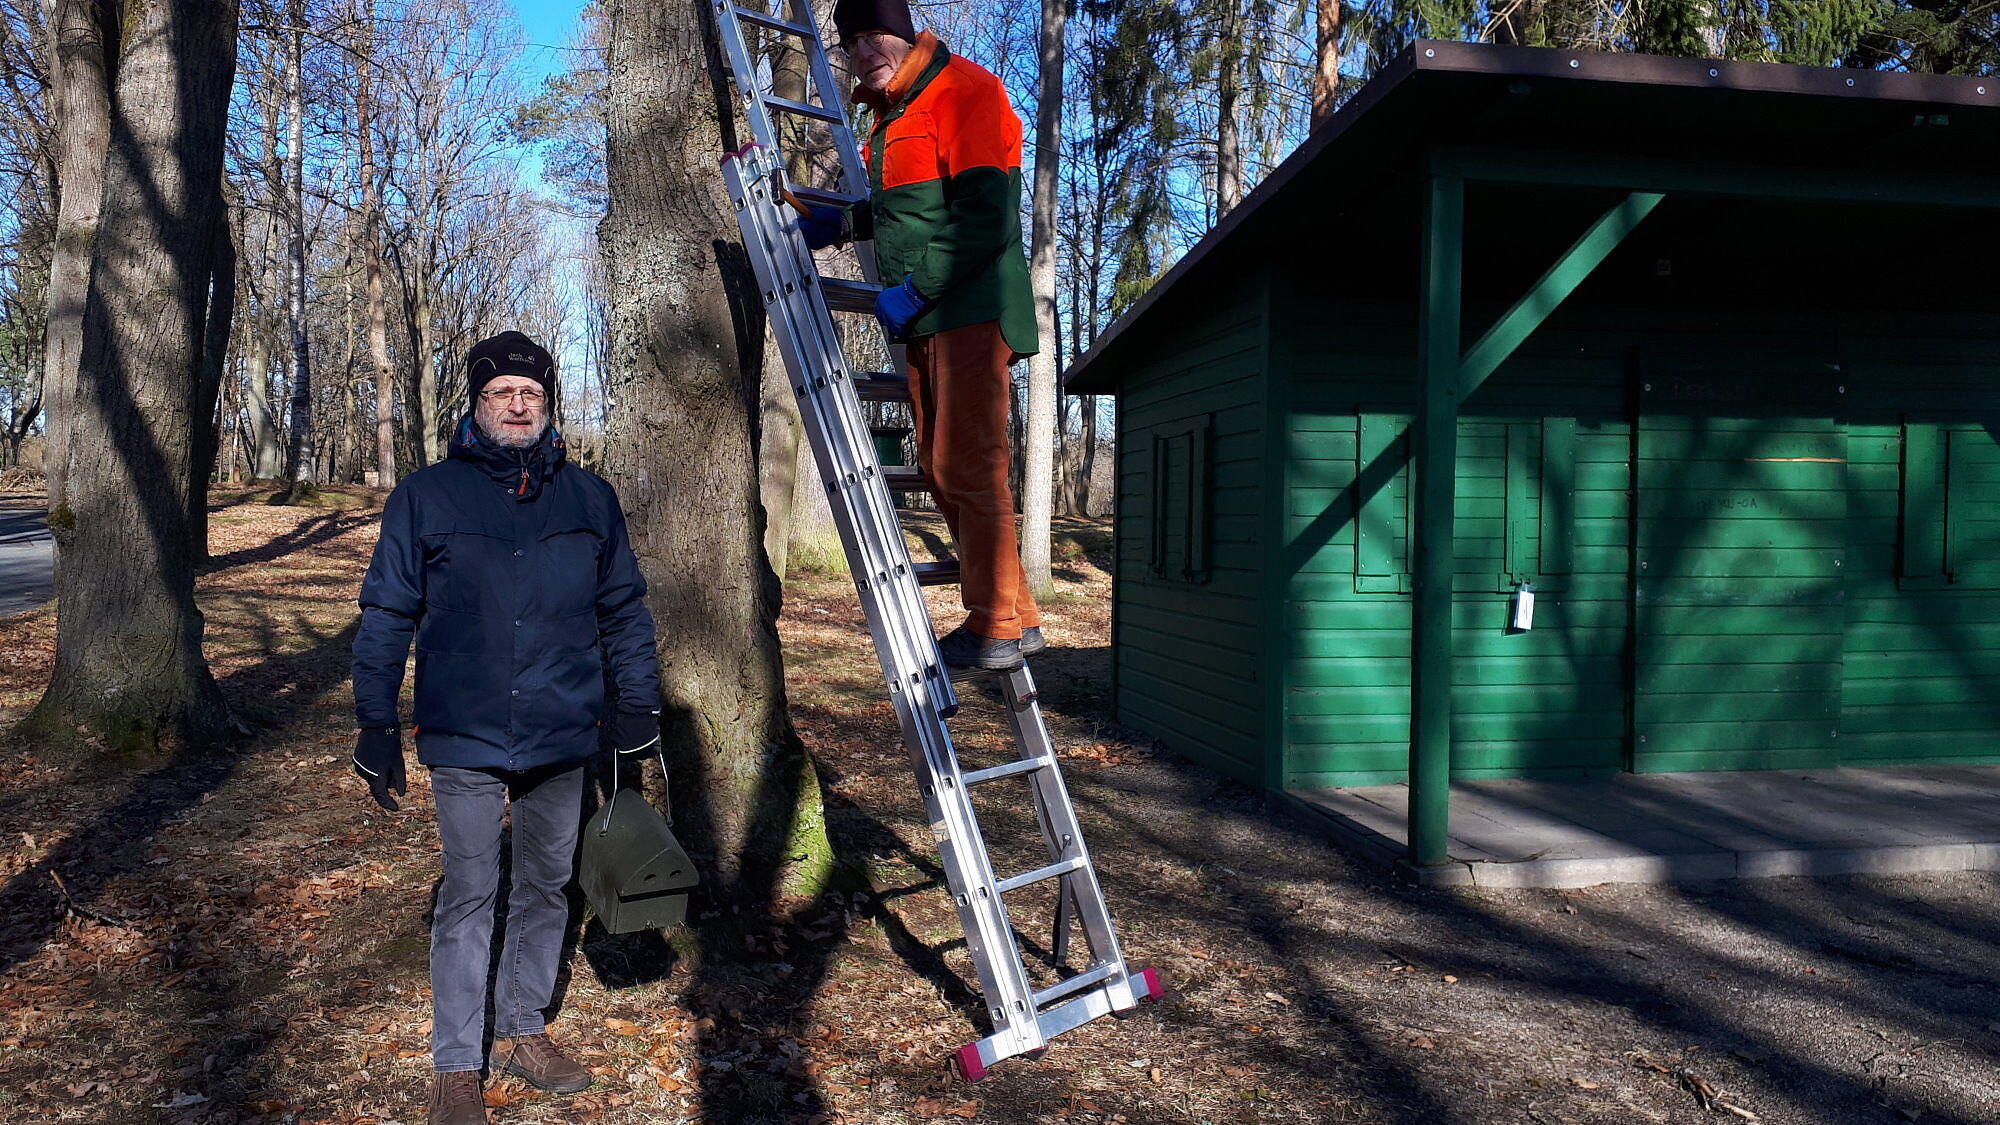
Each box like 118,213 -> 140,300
480,387 -> 546,406
838,31 -> 899,55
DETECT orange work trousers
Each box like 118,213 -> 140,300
906,320 -> 1041,641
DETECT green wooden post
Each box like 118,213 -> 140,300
1409,176 -> 1462,867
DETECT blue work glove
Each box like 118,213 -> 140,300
796,205 -> 845,250
352,726 -> 406,811
874,275 -> 930,340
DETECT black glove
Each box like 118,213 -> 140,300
611,710 -> 662,791
353,726 -> 406,811
614,709 -> 662,757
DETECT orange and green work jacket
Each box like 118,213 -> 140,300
850,33 -> 1038,358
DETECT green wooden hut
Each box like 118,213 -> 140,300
1062,41 -> 2000,864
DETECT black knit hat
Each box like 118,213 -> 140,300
466,331 -> 555,402
832,0 -> 915,46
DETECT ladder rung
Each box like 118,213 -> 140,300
819,276 -> 881,312
1032,963 -> 1118,1009
960,756 -> 1046,787
996,856 -> 1086,896
789,185 -> 866,209
854,372 -> 910,403
913,560 -> 960,586
732,6 -> 814,37
766,94 -> 845,123
882,465 -> 927,491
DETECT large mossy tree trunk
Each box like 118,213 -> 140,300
26,0 -> 239,759
600,0 -> 833,899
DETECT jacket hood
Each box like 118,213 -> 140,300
448,415 -> 569,501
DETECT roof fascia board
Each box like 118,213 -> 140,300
1064,39 -> 2000,395
1416,38 -> 1998,109
1430,144 -> 2000,210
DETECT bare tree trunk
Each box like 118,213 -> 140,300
759,340 -> 800,578
245,329 -> 280,479
28,0 -> 238,758
356,0 -> 393,488
1491,0 -> 1544,45
1079,394 -> 1098,513
758,35 -> 808,577
365,191 -> 393,478
41,0 -> 113,517
191,194 -> 236,557
1021,0 -> 1063,598
281,0 -> 314,487
1215,0 -> 1243,218
414,266 -> 438,462
1312,0 -> 1341,128
336,262 -> 357,485
786,432 -> 840,570
602,0 -> 831,896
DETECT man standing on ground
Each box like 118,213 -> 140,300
797,0 -> 1044,673
349,331 -> 664,1125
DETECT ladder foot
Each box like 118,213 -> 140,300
1111,967 -> 1164,1018
953,1042 -> 988,1083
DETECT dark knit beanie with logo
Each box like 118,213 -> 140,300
832,0 -> 915,46
466,331 -> 556,402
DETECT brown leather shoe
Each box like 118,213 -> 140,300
489,1033 -> 592,1094
428,1070 -> 485,1125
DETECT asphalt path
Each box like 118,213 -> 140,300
0,508 -> 53,617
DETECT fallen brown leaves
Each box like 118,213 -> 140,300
5,492 -> 1947,1125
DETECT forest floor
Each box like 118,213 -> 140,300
2,488 -> 2000,1125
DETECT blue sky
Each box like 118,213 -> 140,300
505,0 -> 588,200
512,0 -> 589,88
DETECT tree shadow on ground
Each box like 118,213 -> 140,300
1103,765 -> 2000,1125
0,608 -> 368,1122
0,618 -> 358,976
199,511 -> 374,574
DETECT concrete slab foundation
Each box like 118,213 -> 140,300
1287,766 -> 2000,888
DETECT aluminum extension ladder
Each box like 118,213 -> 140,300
709,0 -> 1161,1082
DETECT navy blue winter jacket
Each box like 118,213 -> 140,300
350,417 -> 661,771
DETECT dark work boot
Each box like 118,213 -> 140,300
489,1033 -> 593,1094
427,1071 -> 485,1125
938,625 -> 1023,674
1019,626 -> 1047,657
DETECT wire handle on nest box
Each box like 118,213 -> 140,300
605,743 -> 672,831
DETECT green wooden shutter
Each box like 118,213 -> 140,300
1946,427 -> 2000,588
1900,419 -> 1945,584
1540,417 -> 1576,577
1355,411 -> 1409,593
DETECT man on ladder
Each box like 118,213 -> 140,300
797,0 -> 1044,675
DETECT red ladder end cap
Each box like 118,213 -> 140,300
953,1043 -> 987,1083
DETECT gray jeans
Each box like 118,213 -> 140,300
428,763 -> 585,1073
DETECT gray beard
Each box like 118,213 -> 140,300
479,416 -> 547,450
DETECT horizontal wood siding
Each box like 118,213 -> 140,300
1281,302 -> 1631,787
1106,256 -> 1999,789
1114,280 -> 1267,784
1631,393 -> 1846,774
1839,333 -> 2000,767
